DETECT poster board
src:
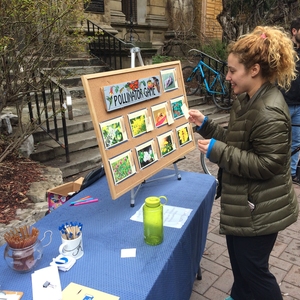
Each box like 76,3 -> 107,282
81,61 -> 195,199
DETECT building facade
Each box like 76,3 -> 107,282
84,0 -> 223,53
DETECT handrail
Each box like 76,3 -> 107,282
187,48 -> 227,72
86,19 -> 135,70
27,70 -> 71,162
187,48 -> 228,89
40,70 -> 73,121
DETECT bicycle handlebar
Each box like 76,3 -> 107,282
188,49 -> 203,56
187,49 -> 227,66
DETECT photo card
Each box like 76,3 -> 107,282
109,150 -> 136,184
170,96 -> 185,119
157,130 -> 176,157
99,116 -> 128,149
176,123 -> 192,147
135,140 -> 158,169
128,108 -> 153,137
160,68 -> 178,92
151,102 -> 169,128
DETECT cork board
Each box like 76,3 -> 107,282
81,61 -> 195,199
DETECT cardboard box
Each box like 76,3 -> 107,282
47,177 -> 84,211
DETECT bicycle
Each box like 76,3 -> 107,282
200,152 -> 219,180
182,49 -> 234,110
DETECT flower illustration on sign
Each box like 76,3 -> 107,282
112,156 -> 133,183
156,113 -> 167,127
130,115 -> 147,137
160,136 -> 174,155
106,85 -> 120,108
102,122 -> 124,148
178,127 -> 189,145
138,148 -> 154,168
122,80 -> 140,92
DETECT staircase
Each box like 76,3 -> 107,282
30,58 -> 230,180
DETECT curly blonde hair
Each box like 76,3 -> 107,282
228,26 -> 297,90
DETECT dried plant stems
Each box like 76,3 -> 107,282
4,225 -> 39,248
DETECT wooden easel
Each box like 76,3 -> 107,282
128,47 -> 183,206
81,57 -> 195,204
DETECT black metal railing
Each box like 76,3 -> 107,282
195,50 -> 228,85
28,70 -> 72,162
86,19 -> 135,70
186,49 -> 230,98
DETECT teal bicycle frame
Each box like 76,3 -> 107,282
182,51 -> 233,110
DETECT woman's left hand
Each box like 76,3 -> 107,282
198,139 -> 211,154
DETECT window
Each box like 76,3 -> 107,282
84,0 -> 105,13
122,0 -> 137,23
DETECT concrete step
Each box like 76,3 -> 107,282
42,147 -> 102,178
69,86 -> 86,98
33,114 -> 94,142
40,57 -> 105,68
186,95 -> 206,106
43,65 -> 108,77
31,130 -> 98,162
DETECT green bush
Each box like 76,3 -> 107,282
152,55 -> 184,64
152,55 -> 173,64
201,39 -> 228,61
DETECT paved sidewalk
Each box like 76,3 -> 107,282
170,136 -> 300,300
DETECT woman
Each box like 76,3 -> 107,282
189,26 -> 299,300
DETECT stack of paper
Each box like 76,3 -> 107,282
31,265 -> 62,300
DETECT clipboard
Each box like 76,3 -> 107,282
3,291 -> 23,299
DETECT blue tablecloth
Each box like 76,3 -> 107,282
0,169 -> 216,300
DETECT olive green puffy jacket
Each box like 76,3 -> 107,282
197,83 -> 299,236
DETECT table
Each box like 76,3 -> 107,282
0,169 -> 216,300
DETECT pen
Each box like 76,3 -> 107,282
72,196 -> 94,203
70,199 -> 98,206
70,198 -> 98,205
78,195 -> 91,200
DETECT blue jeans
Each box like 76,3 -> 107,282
289,105 -> 300,176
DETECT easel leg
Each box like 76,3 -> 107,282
129,164 -> 182,206
130,182 -> 143,207
173,162 -> 181,180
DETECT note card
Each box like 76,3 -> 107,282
31,265 -> 62,300
62,282 -> 119,300
121,248 -> 136,258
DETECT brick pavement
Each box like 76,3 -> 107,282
169,135 -> 300,300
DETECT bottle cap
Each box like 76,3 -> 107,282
145,197 -> 160,208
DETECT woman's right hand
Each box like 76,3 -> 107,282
188,109 -> 205,127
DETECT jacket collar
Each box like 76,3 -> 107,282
237,82 -> 274,117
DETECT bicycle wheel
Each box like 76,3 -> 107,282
182,66 -> 200,96
200,152 -> 219,182
212,73 -> 234,110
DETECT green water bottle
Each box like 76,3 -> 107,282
143,196 -> 167,246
